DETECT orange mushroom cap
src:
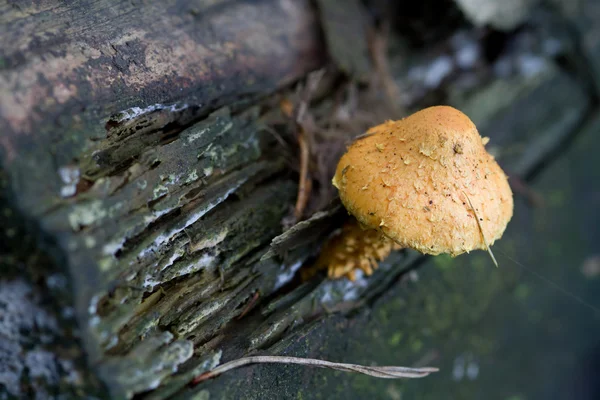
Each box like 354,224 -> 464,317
332,106 -> 513,257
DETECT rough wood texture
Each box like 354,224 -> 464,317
1,0 -> 325,397
0,0 -> 323,215
2,0 -> 600,399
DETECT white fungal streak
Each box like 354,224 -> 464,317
320,288 -> 333,304
102,237 -> 126,256
143,253 -> 215,290
114,103 -> 189,123
137,246 -> 155,260
88,294 -> 101,315
273,261 -> 303,290
203,166 -> 214,177
342,270 -> 368,301
147,378 -> 162,391
143,276 -> 162,290
187,127 -> 210,143
186,169 -> 199,183
143,206 -> 176,224
104,335 -> 119,350
318,270 -> 370,304
160,247 -> 186,272
187,121 -> 233,144
58,165 -> 80,198
137,182 -> 245,261
174,253 -> 215,277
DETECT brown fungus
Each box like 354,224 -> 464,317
319,106 -> 513,280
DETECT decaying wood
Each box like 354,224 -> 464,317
0,0 -> 325,397
2,0 -> 600,399
0,0 -> 324,215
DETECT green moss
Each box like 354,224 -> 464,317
433,254 -> 453,270
388,331 -> 404,346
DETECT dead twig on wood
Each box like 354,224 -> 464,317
294,132 -> 312,220
282,69 -> 326,223
368,21 -> 403,116
237,291 -> 261,320
190,355 -> 438,385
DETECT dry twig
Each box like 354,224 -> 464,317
294,131 -> 312,220
368,22 -> 403,115
191,355 -> 438,385
236,291 -> 260,320
285,69 -> 326,222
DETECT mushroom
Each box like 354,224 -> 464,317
314,106 -> 513,280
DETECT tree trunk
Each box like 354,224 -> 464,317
2,0 -> 600,399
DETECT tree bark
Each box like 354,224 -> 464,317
1,0 -> 599,399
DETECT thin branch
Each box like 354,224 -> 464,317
236,290 -> 260,320
294,130 -> 312,220
368,21 -> 403,115
287,69 -> 325,222
191,355 -> 438,385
